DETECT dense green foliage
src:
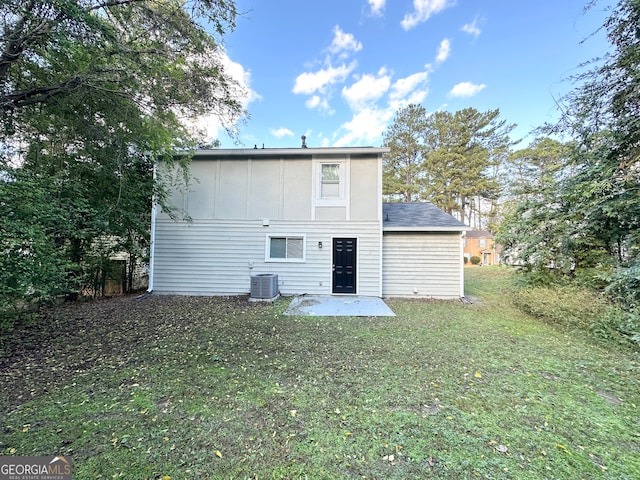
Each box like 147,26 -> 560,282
496,0 -> 640,335
0,168 -> 72,312
0,0 -> 244,310
497,137 -> 577,273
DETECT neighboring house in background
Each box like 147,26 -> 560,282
85,237 -> 149,296
149,147 -> 467,299
463,230 -> 500,265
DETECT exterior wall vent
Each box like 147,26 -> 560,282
250,273 -> 279,299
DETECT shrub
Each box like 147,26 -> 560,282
594,308 -> 640,346
470,256 -> 481,265
512,284 -> 640,347
512,286 -> 606,330
605,262 -> 640,309
463,256 -> 469,264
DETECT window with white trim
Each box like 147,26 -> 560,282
266,235 -> 306,262
321,163 -> 340,198
314,159 -> 347,206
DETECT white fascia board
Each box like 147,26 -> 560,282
191,147 -> 390,158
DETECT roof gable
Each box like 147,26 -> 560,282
383,202 -> 467,232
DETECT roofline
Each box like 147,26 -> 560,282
384,226 -> 468,232
189,147 -> 390,158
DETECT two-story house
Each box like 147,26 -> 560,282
149,147 -> 467,299
463,230 -> 499,265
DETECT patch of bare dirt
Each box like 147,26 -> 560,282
596,390 -> 622,405
0,294 -> 256,413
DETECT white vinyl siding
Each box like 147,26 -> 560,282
152,219 -> 381,296
382,232 -> 463,299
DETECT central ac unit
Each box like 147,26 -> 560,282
250,273 -> 279,299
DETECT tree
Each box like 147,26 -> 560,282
0,168 -> 72,310
506,137 -> 571,197
422,108 -> 513,222
383,105 -> 514,224
382,104 -> 428,202
559,0 -> 640,268
0,0 -> 243,128
0,0 -> 245,308
500,0 -> 640,282
497,137 -> 574,270
497,134 -> 631,274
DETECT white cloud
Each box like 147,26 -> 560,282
271,127 -> 294,138
436,38 -> 451,63
306,95 -> 321,109
462,17 -> 482,38
192,50 -> 260,143
334,107 -> 394,147
368,0 -> 386,16
389,68 -> 431,108
293,25 -> 365,114
328,25 -> 363,57
220,53 -> 262,106
399,89 -> 429,108
449,81 -> 486,97
342,68 -> 391,110
292,62 -> 357,95
401,0 -> 456,31
305,95 -> 332,113
334,64 -> 435,145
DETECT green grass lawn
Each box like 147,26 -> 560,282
1,267 -> 639,479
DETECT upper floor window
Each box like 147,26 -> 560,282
314,158 -> 347,206
321,163 -> 340,198
479,238 -> 487,247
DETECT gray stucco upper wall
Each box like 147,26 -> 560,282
159,147 -> 386,222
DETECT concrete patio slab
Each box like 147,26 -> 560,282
284,295 -> 396,317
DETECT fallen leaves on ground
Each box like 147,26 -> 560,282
0,294 -> 259,412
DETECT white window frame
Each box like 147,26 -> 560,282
265,234 -> 306,263
313,158 -> 348,206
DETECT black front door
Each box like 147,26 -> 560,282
332,238 -> 357,294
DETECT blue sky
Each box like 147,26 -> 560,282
204,0 -> 611,149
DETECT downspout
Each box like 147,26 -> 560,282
460,232 -> 465,298
378,153 -> 384,298
147,163 -> 158,292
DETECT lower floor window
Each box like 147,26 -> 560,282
267,235 -> 305,261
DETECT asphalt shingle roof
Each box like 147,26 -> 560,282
383,202 -> 467,230
464,229 -> 493,238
